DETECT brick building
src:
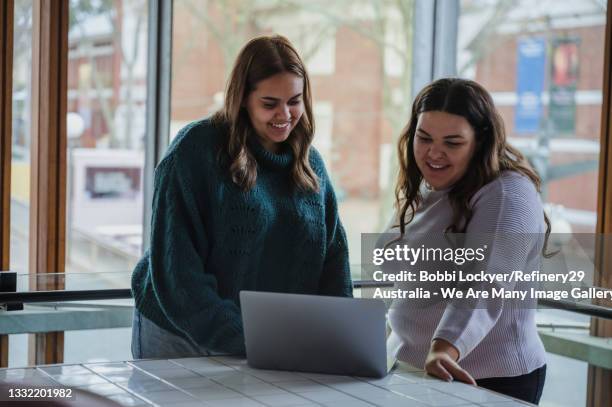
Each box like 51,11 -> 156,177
463,2 -> 605,230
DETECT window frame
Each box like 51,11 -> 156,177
143,0 -> 173,250
27,0 -> 69,366
411,0 -> 459,98
0,0 -> 15,369
590,1 -> 612,405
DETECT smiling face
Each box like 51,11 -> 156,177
413,111 -> 477,190
245,72 -> 304,153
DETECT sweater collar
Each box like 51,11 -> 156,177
247,136 -> 293,170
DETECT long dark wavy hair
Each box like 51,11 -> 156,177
395,78 -> 553,254
211,35 -> 319,192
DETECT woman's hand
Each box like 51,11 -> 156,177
424,339 -> 476,385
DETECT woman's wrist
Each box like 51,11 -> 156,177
430,338 -> 460,361
425,339 -> 476,385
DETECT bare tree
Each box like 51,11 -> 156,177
277,0 -> 414,227
69,0 -> 147,149
458,0 -> 517,76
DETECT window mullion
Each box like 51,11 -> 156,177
28,0 -> 69,366
0,0 -> 15,370
143,0 -> 173,252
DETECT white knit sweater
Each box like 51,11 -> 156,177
385,171 -> 547,379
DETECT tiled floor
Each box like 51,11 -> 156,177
0,357 -> 532,406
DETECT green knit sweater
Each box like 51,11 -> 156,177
131,118 -> 353,355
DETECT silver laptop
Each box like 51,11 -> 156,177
240,291 -> 395,378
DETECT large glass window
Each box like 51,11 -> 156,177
458,0 -> 604,234
171,0 -> 415,273
40,0 -> 149,365
9,0 -> 34,367
11,0 -> 33,275
457,1 -> 606,406
66,0 -> 148,276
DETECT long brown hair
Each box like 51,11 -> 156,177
395,78 -> 553,254
211,35 -> 319,192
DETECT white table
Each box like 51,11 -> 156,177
0,356 -> 533,406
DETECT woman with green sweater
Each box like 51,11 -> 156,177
131,35 -> 353,358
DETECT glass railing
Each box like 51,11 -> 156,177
0,271 -> 133,367
8,271 -> 132,292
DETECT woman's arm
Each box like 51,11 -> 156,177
427,175 -> 544,381
147,155 -> 245,355
314,153 -> 353,297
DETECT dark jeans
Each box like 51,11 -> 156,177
477,365 -> 546,405
131,309 -> 213,359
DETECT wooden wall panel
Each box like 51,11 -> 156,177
589,1 -> 612,405
28,0 -> 68,366
0,0 -> 14,368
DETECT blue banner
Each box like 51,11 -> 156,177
514,38 -> 546,134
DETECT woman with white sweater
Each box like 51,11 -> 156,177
386,78 -> 550,404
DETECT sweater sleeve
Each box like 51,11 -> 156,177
148,154 -> 245,355
316,162 -> 353,297
432,175 -> 544,360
